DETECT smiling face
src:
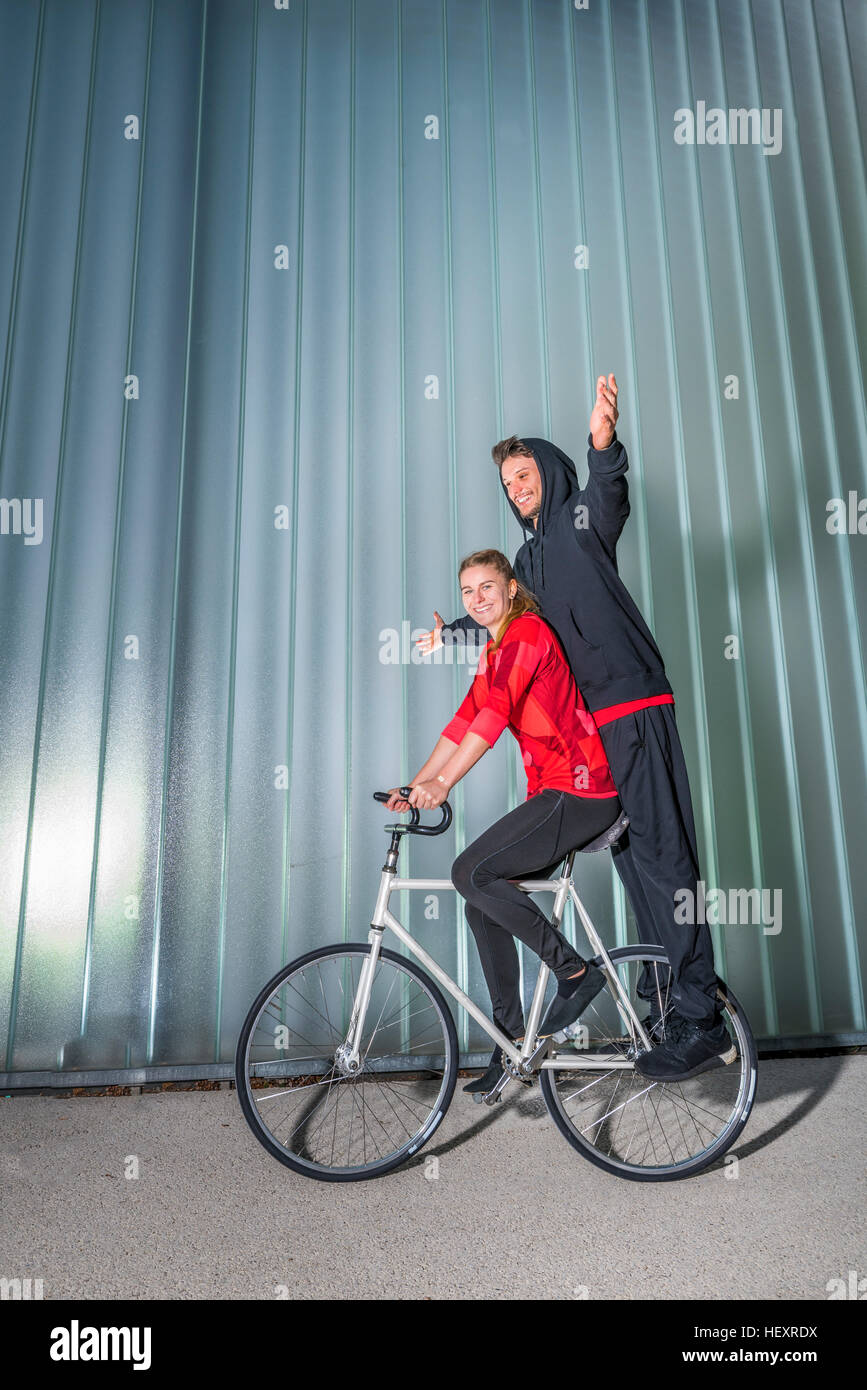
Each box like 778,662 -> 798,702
500,452 -> 543,526
459,564 -> 517,636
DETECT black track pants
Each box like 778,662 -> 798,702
451,789 -> 622,1040
597,703 -> 720,1024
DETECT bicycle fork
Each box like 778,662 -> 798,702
333,863 -> 393,1075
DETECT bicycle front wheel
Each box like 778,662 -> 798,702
539,945 -> 757,1181
235,943 -> 459,1181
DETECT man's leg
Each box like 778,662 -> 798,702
599,716 -> 673,1000
609,830 -> 672,999
598,706 -> 719,1024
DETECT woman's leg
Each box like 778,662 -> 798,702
453,790 -> 622,1026
464,903 -> 525,1040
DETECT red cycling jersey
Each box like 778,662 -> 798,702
441,611 -> 619,800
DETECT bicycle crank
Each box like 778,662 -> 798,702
473,1039 -> 549,1105
474,1069 -> 510,1105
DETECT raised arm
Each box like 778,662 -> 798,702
579,373 -> 630,557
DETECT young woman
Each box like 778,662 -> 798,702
386,549 -> 623,1094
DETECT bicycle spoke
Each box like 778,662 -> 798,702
372,996 -> 441,1037
255,1074 -> 341,1101
360,967 -> 403,1058
659,1085 -> 733,1136
375,1078 -> 436,1121
577,1081 -> 658,1137
369,1081 -> 420,1141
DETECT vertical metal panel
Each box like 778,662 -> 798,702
0,0 -> 864,1078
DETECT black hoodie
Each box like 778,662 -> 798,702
443,433 -> 673,714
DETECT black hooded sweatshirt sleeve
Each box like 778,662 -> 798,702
441,433 -> 672,713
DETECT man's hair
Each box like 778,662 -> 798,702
491,436 -> 534,470
457,548 -> 539,654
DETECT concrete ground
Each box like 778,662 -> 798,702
1,1055 -> 864,1300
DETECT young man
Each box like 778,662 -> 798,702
417,376 -> 730,1081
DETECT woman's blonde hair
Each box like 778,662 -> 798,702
457,548 -> 539,654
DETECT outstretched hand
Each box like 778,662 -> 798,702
590,373 -> 619,450
415,611 -> 445,655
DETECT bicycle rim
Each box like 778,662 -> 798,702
235,943 -> 458,1181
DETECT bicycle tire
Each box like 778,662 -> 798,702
235,942 -> 459,1182
539,945 -> 758,1182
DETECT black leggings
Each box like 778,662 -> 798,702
451,789 -> 622,1040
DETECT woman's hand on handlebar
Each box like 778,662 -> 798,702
409,780 -> 447,811
384,784 -> 448,812
384,787 -> 412,812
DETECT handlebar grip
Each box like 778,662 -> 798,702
373,788 -> 419,825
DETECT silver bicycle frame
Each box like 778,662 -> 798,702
343,851 -> 652,1073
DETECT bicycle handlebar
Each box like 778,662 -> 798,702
373,787 -> 453,836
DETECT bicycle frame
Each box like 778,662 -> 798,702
341,849 -> 652,1075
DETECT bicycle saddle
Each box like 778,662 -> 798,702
578,809 -> 629,854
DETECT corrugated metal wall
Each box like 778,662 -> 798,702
1,0 -> 865,1081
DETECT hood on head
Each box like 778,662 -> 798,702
497,430 -> 578,589
500,436 -> 580,538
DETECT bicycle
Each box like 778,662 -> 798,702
235,789 -> 757,1182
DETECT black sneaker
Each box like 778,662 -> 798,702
462,1044 -> 507,1094
539,962 -> 606,1037
634,1014 -> 736,1081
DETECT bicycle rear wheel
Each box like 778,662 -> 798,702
235,943 -> 459,1181
539,945 -> 757,1181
